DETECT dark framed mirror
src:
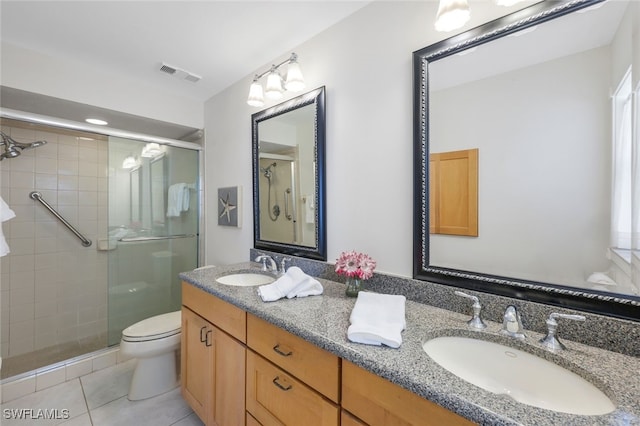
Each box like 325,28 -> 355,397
414,0 -> 640,320
252,86 -> 326,260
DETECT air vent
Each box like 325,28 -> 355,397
159,64 -> 177,75
184,73 -> 201,83
159,62 -> 201,84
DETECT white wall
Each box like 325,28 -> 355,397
1,42 -> 203,130
203,1 -> 532,274
430,47 -> 611,287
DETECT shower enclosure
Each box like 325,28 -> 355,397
0,116 -> 200,379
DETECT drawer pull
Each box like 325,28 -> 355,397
272,376 -> 292,391
200,326 -> 208,343
273,344 -> 293,357
205,330 -> 213,347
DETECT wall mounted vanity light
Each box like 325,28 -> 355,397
122,155 -> 138,169
140,142 -> 163,158
247,53 -> 305,107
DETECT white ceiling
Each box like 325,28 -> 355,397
0,0 -> 371,138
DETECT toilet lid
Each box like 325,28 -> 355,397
122,311 -> 181,342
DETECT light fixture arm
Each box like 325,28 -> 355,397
252,53 -> 299,81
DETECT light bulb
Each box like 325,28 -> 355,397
435,0 -> 470,32
285,61 -> 305,92
247,80 -> 265,107
122,156 -> 137,169
265,69 -> 284,100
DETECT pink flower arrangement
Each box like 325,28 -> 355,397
335,251 -> 377,280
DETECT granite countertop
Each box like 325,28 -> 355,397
180,262 -> 640,426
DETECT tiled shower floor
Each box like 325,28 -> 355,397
0,360 -> 203,426
1,335 -> 107,380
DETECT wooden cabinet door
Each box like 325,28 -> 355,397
430,148 -> 478,236
181,306 -> 214,425
182,306 -> 246,426
213,326 -> 246,426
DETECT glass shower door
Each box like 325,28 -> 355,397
107,137 -> 199,345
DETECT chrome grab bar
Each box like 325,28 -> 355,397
284,188 -> 292,221
29,191 -> 92,247
118,233 -> 196,242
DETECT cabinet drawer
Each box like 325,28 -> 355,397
342,361 -> 475,426
182,282 -> 246,342
246,350 -> 339,426
247,314 -> 340,402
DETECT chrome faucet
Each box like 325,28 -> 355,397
455,291 -> 487,330
501,305 -> 526,340
278,257 -> 291,276
539,312 -> 586,352
255,254 -> 277,272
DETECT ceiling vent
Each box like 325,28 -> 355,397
159,62 -> 201,83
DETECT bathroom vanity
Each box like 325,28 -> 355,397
180,262 -> 640,425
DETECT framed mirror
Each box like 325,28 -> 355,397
252,86 -> 326,260
414,0 -> 640,320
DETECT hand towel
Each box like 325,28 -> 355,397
0,196 -> 16,257
347,292 -> 406,348
167,183 -> 190,217
257,266 -> 323,302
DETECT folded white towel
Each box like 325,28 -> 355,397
347,292 -> 406,348
167,183 -> 189,217
257,266 -> 324,302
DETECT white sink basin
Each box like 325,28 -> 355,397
215,273 -> 275,287
422,336 -> 615,415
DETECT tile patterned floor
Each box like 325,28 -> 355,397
0,360 -> 204,426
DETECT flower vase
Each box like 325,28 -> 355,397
345,277 -> 364,297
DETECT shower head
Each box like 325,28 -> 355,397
0,131 -> 48,161
260,162 -> 277,179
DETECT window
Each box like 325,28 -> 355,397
611,69 -> 632,250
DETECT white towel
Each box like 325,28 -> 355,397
347,292 -> 406,348
0,196 -> 16,257
167,183 -> 190,217
257,266 -> 324,302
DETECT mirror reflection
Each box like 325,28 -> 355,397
253,87 -> 326,260
415,0 -> 640,317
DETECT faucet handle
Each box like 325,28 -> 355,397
539,312 -> 586,352
254,254 -> 269,271
455,291 -> 487,330
279,257 -> 291,274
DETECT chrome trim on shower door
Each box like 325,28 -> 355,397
117,234 -> 197,243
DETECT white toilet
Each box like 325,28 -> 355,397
120,310 -> 182,400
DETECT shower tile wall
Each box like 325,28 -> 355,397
0,122 -> 109,363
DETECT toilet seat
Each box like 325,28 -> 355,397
122,311 -> 181,342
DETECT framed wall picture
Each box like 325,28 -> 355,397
218,186 -> 241,227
